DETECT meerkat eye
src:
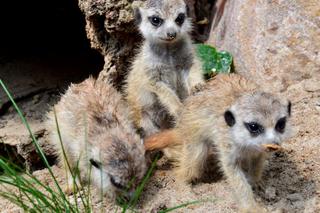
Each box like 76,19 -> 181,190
275,117 -> 286,133
110,175 -> 126,190
89,159 -> 102,169
148,16 -> 163,27
175,13 -> 185,26
244,122 -> 264,136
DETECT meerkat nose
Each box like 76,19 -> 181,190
167,32 -> 177,39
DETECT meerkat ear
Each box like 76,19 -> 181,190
287,101 -> 292,116
134,7 -> 142,25
224,110 -> 236,127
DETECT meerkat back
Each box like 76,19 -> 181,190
125,0 -> 204,137
47,78 -> 127,164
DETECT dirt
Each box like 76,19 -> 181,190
0,70 -> 319,212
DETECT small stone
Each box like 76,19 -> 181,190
265,187 -> 277,200
303,79 -> 320,92
286,193 -> 303,202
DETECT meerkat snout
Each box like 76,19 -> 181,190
88,136 -> 146,199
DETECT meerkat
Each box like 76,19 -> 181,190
144,74 -> 292,212
46,78 -> 147,200
125,0 -> 204,137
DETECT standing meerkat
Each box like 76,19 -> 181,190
145,74 -> 292,212
46,78 -> 147,200
125,0 -> 204,137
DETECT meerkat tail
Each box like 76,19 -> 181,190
144,130 -> 181,151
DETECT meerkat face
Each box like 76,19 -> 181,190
135,0 -> 192,44
224,92 -> 292,150
89,134 -> 146,199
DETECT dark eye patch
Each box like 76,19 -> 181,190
175,13 -> 185,26
148,16 -> 163,27
110,175 -> 127,190
275,117 -> 286,133
89,159 -> 102,169
244,122 -> 264,136
224,110 -> 236,127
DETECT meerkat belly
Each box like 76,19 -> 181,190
160,67 -> 190,100
149,68 -> 189,128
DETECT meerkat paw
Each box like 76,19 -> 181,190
64,177 -> 82,195
190,82 -> 206,94
253,180 -> 266,192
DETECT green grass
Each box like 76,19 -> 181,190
0,79 -> 213,212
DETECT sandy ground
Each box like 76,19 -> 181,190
0,70 -> 319,212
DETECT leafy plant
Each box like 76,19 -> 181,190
196,44 -> 233,79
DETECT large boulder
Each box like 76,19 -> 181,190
208,0 -> 320,91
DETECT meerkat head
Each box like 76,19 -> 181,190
224,92 -> 292,151
88,132 -> 146,200
134,0 -> 192,44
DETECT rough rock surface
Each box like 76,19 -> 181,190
208,0 -> 320,91
78,0 -> 215,89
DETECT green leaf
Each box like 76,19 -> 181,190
196,44 -> 233,79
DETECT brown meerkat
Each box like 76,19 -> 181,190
144,74 -> 292,212
125,0 -> 204,138
46,78 -> 147,200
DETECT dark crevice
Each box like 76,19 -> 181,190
0,0 -> 104,83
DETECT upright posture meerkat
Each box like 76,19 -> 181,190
126,0 -> 204,137
46,78 -> 147,200
145,74 -> 292,212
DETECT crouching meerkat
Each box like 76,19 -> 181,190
125,0 -> 204,137
46,78 -> 147,200
145,74 -> 292,212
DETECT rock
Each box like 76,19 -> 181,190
303,78 -> 320,92
265,186 -> 277,200
77,0 -> 215,89
286,193 -> 303,202
208,0 -> 320,92
0,125 -> 57,172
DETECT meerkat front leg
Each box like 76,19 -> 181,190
248,154 -> 267,190
175,141 -> 208,183
220,154 -> 266,213
128,100 -> 144,135
188,58 -> 205,93
148,81 -> 183,118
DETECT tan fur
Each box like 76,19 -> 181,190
46,78 -> 146,200
125,0 -> 204,137
144,74 -> 292,212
